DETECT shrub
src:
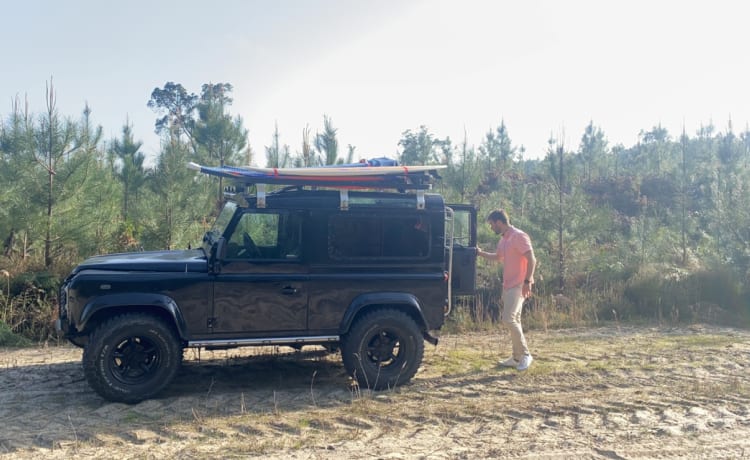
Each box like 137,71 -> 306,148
1,271 -> 60,343
0,321 -> 32,347
623,264 -> 744,325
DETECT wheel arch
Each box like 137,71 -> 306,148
79,293 -> 188,341
339,292 -> 428,335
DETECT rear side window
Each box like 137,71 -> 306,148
328,214 -> 430,260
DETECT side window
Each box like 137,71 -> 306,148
328,214 -> 430,260
448,206 -> 477,248
227,212 -> 301,260
452,211 -> 471,246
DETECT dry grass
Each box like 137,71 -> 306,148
2,324 -> 749,459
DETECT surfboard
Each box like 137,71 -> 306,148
187,161 -> 443,189
238,164 -> 446,177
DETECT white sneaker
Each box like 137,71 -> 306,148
499,357 -> 518,367
516,354 -> 533,371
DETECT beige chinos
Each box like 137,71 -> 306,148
501,285 -> 530,360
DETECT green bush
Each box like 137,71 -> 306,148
10,271 -> 60,297
1,273 -> 59,343
623,264 -> 744,325
0,321 -> 31,347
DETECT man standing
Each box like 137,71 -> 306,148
477,209 -> 537,371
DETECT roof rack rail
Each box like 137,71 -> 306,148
189,161 -> 444,209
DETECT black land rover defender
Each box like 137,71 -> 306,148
57,178 -> 476,403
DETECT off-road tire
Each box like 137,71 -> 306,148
82,313 -> 182,404
341,309 -> 424,390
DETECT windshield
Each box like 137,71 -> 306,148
202,201 -> 237,251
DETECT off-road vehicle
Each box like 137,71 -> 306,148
57,163 -> 477,403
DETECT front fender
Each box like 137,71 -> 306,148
339,292 -> 428,334
79,293 -> 189,340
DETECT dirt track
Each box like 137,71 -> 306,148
1,325 -> 749,459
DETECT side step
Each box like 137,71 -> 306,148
187,335 -> 339,348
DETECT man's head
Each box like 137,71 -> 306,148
487,209 -> 510,235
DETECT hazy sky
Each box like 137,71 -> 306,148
2,0 -> 749,165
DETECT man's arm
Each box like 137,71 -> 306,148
521,249 -> 536,298
523,249 -> 536,283
476,247 -> 499,262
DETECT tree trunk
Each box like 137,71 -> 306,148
557,145 -> 565,291
45,83 -> 55,269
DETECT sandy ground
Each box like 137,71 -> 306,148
1,324 -> 749,459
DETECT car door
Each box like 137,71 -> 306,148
211,210 -> 309,335
447,204 -> 477,296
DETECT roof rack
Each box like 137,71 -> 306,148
188,161 -> 444,210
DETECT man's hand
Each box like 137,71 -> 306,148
522,282 -> 532,298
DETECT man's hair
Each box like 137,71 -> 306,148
487,209 -> 509,225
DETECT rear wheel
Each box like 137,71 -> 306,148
83,313 -> 182,403
341,309 -> 424,390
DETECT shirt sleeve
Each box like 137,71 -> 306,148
513,232 -> 532,255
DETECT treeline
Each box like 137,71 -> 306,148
449,121 -> 750,327
1,81 -> 749,339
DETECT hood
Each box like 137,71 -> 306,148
73,249 -> 207,274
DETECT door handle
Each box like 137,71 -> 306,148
281,286 -> 299,295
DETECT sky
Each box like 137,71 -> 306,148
2,0 -> 749,166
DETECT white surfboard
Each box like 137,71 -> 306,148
237,164 -> 447,177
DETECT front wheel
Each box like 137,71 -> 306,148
82,313 -> 182,403
341,309 -> 424,390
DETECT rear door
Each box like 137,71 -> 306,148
447,204 -> 477,296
